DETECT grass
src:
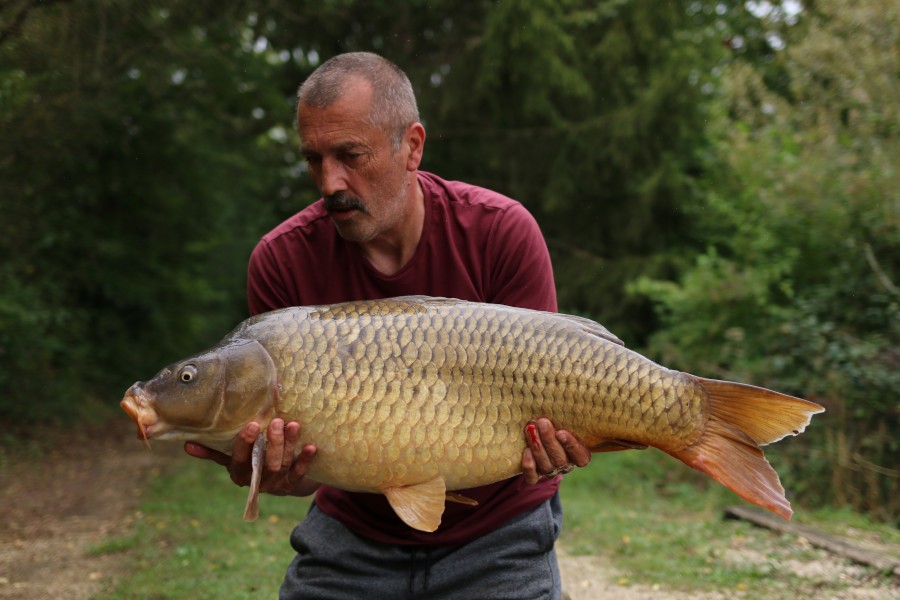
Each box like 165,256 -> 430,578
560,449 -> 898,598
103,448 -> 898,599
100,461 -> 311,599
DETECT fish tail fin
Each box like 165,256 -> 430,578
670,377 -> 824,520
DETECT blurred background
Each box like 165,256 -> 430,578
0,0 -> 896,525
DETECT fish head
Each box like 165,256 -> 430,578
120,339 -> 277,447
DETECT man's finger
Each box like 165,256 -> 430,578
183,442 -> 230,467
557,430 -> 592,467
232,422 -> 260,464
228,421 -> 260,485
521,448 -> 541,485
524,421 -> 554,475
281,421 -> 301,469
265,419 -> 286,472
291,444 -> 317,479
536,418 -> 569,468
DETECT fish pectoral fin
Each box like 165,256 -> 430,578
588,439 -> 648,452
382,477 -> 447,532
242,431 -> 267,521
445,491 -> 478,506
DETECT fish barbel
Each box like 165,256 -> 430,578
120,296 -> 823,531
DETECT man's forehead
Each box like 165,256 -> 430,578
297,111 -> 381,150
297,85 -> 381,151
299,137 -> 369,155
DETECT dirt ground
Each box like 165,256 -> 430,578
0,419 -> 897,600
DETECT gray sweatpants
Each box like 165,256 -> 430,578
279,493 -> 563,600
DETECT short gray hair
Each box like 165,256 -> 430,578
297,52 -> 419,149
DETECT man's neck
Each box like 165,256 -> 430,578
358,178 -> 425,276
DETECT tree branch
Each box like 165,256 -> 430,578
864,243 -> 900,300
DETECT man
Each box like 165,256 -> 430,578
185,52 -> 591,599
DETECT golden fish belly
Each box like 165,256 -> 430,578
233,298 -> 707,492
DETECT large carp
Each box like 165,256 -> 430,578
120,296 -> 823,532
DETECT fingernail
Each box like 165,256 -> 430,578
247,422 -> 260,436
526,423 -> 541,449
557,431 -> 568,445
272,421 -> 283,434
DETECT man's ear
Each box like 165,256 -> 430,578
404,122 -> 426,171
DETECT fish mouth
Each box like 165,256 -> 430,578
120,383 -> 160,446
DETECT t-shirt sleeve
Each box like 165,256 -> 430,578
247,239 -> 292,316
485,203 -> 558,312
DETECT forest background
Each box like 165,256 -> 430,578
0,0 -> 896,523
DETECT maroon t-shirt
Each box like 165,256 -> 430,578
247,171 -> 559,546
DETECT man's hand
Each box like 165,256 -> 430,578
521,418 -> 591,484
184,418 -> 319,497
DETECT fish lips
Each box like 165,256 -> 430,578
120,383 -> 165,441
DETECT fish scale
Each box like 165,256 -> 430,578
230,298 -> 702,492
121,296 -> 823,531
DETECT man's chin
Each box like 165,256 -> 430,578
331,217 -> 375,244
328,208 -> 359,222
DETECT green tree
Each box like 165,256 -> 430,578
0,1 -> 294,423
421,0 -> 760,342
635,0 -> 899,521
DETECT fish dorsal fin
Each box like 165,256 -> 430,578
242,431 -> 267,521
382,477 -> 447,532
558,314 -> 624,346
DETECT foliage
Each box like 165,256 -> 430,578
0,0 -> 754,416
0,1 -> 293,423
426,0 -> 739,341
633,0 -> 899,521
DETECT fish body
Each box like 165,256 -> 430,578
121,296 -> 823,531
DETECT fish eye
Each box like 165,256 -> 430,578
178,365 -> 198,384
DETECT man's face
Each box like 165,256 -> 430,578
297,79 -> 413,244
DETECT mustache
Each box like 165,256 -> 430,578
323,193 -> 368,213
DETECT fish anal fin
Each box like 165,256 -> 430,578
671,419 -> 793,520
382,477 -> 447,532
445,491 -> 478,506
242,431 -> 266,522
588,439 -> 648,453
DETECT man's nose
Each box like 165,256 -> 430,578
319,157 -> 348,196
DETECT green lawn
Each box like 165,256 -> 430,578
98,462 -> 311,599
100,449 -> 898,599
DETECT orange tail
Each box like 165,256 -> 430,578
669,377 -> 824,520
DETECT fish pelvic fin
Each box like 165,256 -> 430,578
671,378 -> 824,521
445,491 -> 479,506
382,477 -> 447,532
588,439 -> 648,452
242,431 -> 267,521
